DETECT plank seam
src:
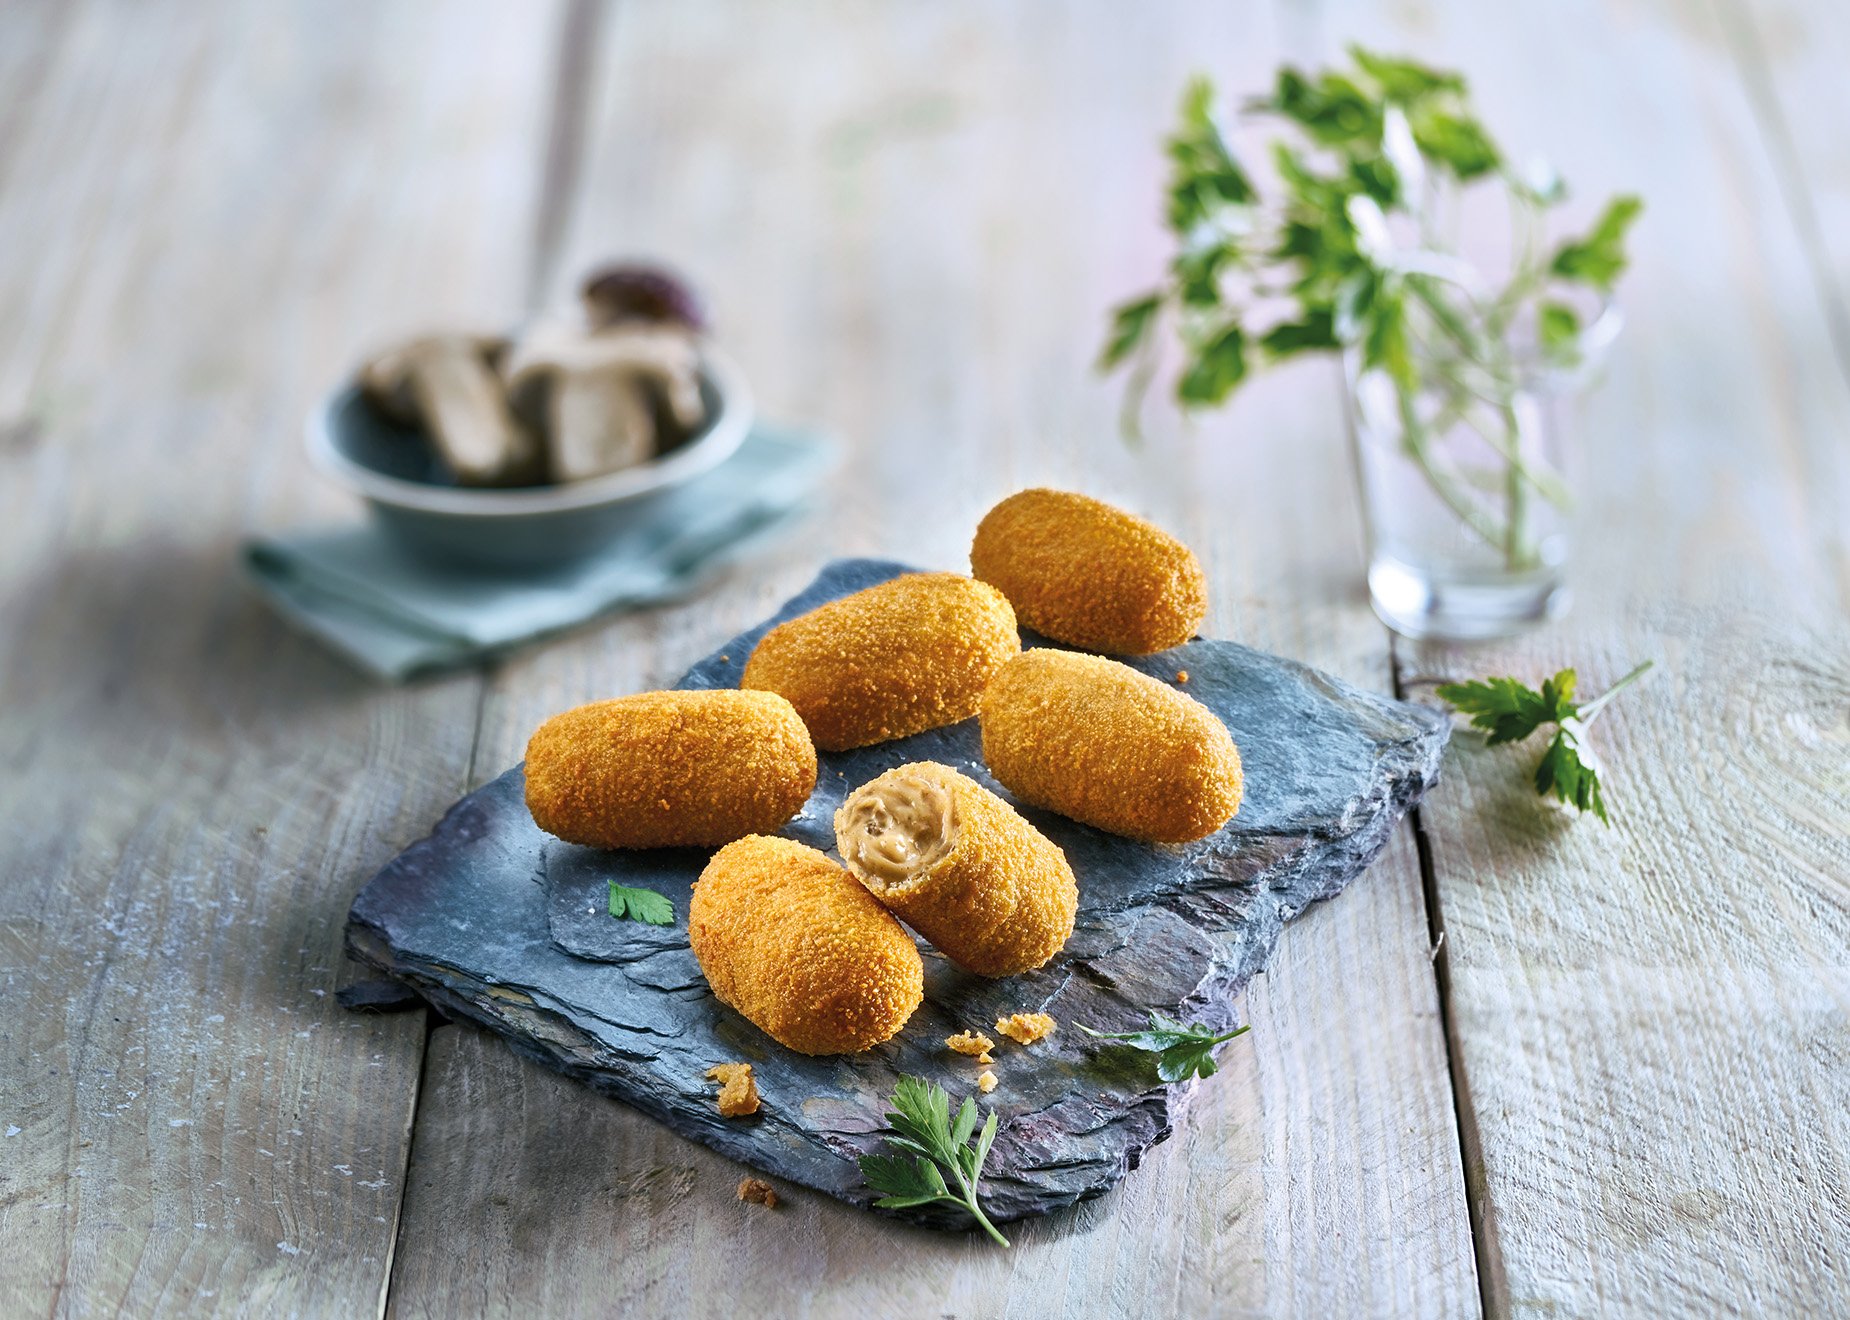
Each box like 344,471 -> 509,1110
463,663 -> 496,792
1392,636 -> 1503,1320
383,5 -> 608,1307
376,1008 -> 440,1320
1713,0 -> 1850,397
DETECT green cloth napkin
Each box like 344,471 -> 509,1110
244,426 -> 837,681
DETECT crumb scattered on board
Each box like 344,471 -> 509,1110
977,1070 -> 997,1094
706,1062 -> 760,1117
1175,670 -> 1189,683
737,1176 -> 779,1208
946,1030 -> 995,1064
995,1012 -> 1057,1045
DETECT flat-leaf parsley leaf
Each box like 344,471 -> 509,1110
1436,660 -> 1652,823
859,1075 -> 1008,1246
1077,1013 -> 1252,1083
607,882 -> 674,926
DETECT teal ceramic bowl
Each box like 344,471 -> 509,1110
307,348 -> 752,569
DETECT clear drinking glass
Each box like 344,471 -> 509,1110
1343,319 -> 1604,642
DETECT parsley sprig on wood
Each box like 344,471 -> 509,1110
1437,660 -> 1652,822
1078,1013 -> 1252,1082
859,1076 -> 1009,1246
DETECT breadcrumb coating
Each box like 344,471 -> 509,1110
837,762 -> 1077,977
946,1030 -> 996,1059
742,573 -> 1020,751
706,1062 -> 761,1117
524,690 -> 816,849
737,1177 -> 780,1207
981,649 -> 1243,843
970,488 -> 1207,655
995,1012 -> 1057,1045
977,1070 -> 997,1094
689,836 -> 923,1055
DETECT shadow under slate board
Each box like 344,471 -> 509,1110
345,558 -> 1448,1229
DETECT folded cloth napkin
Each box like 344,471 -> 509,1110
244,426 -> 837,681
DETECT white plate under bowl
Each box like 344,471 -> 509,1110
306,346 -> 753,568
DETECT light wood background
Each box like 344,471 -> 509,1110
0,2 -> 1843,1317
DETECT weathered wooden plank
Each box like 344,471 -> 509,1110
387,2 -> 1476,1315
1716,0 -> 1850,602
1305,0 -> 1850,1312
0,1 -> 561,1314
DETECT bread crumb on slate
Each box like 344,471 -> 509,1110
977,1070 -> 998,1094
946,1030 -> 996,1064
737,1176 -> 779,1207
1175,670 -> 1189,683
706,1062 -> 761,1117
995,1012 -> 1057,1045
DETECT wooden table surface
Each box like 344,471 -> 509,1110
2,2 -> 1845,1316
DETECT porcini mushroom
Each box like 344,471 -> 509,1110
503,322 -> 705,484
581,263 -> 705,331
360,334 -> 540,486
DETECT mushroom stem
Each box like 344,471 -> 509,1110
545,369 -> 655,483
504,323 -> 707,483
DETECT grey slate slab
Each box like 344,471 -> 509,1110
346,558 -> 1448,1231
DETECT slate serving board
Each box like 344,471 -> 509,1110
346,558 -> 1448,1229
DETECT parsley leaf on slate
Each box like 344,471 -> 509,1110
1436,660 -> 1652,824
1077,1013 -> 1253,1083
608,882 -> 674,926
860,1076 -> 1008,1246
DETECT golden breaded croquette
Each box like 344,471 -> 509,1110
981,649 -> 1242,843
741,573 -> 1020,751
970,488 -> 1207,655
835,762 -> 1076,977
524,690 -> 816,849
689,836 -> 923,1055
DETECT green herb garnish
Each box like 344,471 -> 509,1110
859,1075 -> 1009,1247
1077,1013 -> 1252,1083
607,881 -> 674,926
1103,48 -> 1643,573
1436,659 -> 1652,823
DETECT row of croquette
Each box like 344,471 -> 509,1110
519,489 -> 1244,1055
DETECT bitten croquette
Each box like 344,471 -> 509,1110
524,690 -> 816,849
741,573 -> 1020,751
835,762 -> 1076,977
689,836 -> 924,1055
980,649 -> 1243,843
970,488 -> 1207,655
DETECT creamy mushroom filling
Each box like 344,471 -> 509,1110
839,772 -> 956,893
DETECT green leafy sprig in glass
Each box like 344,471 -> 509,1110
1103,48 -> 1642,570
